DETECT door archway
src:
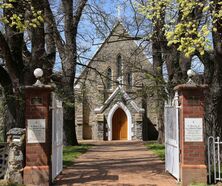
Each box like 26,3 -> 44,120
112,108 -> 128,140
107,102 -> 132,141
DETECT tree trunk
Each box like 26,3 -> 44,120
53,0 -> 87,145
157,99 -> 165,144
152,36 -> 165,143
0,66 -> 16,129
204,6 -> 222,138
61,45 -> 77,145
204,56 -> 222,138
63,95 -> 78,145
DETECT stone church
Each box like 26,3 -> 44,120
74,22 -> 158,141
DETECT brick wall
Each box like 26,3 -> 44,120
23,86 -> 52,186
175,84 -> 207,186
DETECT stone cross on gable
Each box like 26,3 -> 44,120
117,4 -> 122,20
117,76 -> 123,87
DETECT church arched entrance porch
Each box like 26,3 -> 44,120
112,108 -> 128,140
107,102 -> 132,141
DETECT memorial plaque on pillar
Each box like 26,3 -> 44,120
187,96 -> 200,105
185,118 -> 203,142
31,97 -> 43,105
27,119 -> 46,143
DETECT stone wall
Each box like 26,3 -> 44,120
4,128 -> 25,184
75,22 -> 158,140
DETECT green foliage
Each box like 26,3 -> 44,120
63,144 -> 91,167
136,0 -> 170,23
189,183 -> 211,186
144,141 -> 165,160
0,0 -> 43,32
137,0 -> 221,57
165,0 -> 213,57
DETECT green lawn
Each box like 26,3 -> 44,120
0,181 -> 25,186
63,144 -> 91,167
144,141 -> 165,160
189,183 -> 211,186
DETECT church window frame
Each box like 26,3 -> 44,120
117,54 -> 123,78
127,72 -> 133,88
106,67 -> 112,90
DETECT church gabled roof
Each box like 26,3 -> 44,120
75,21 -> 150,86
94,86 -> 144,114
75,21 -> 125,85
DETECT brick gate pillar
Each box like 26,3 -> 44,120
23,69 -> 53,186
174,83 -> 208,186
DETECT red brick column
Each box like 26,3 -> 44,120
23,86 -> 53,186
174,84 -> 208,186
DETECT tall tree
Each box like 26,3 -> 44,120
163,0 -> 222,138
0,0 -> 88,146
139,0 -> 222,139
0,0 -> 54,132
44,0 -> 87,145
137,0 -> 191,143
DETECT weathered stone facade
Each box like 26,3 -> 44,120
5,128 -> 25,184
75,22 -> 158,141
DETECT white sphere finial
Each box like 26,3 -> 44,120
34,68 -> 43,78
33,68 -> 43,86
186,69 -> 196,85
187,69 -> 195,78
117,4 -> 122,20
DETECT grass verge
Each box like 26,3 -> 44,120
0,180 -> 25,186
63,144 -> 91,167
144,141 -> 165,160
189,183 -> 210,186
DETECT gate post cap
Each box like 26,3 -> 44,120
33,68 -> 43,86
7,128 -> 26,136
34,68 -> 43,78
187,69 -> 195,78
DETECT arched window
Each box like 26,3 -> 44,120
117,55 -> 122,78
107,67 -> 112,89
127,72 -> 133,88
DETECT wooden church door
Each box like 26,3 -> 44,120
112,108 -> 128,140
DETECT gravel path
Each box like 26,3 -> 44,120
55,141 -> 178,186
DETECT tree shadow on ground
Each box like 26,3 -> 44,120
55,141 -> 172,185
56,157 -> 165,185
